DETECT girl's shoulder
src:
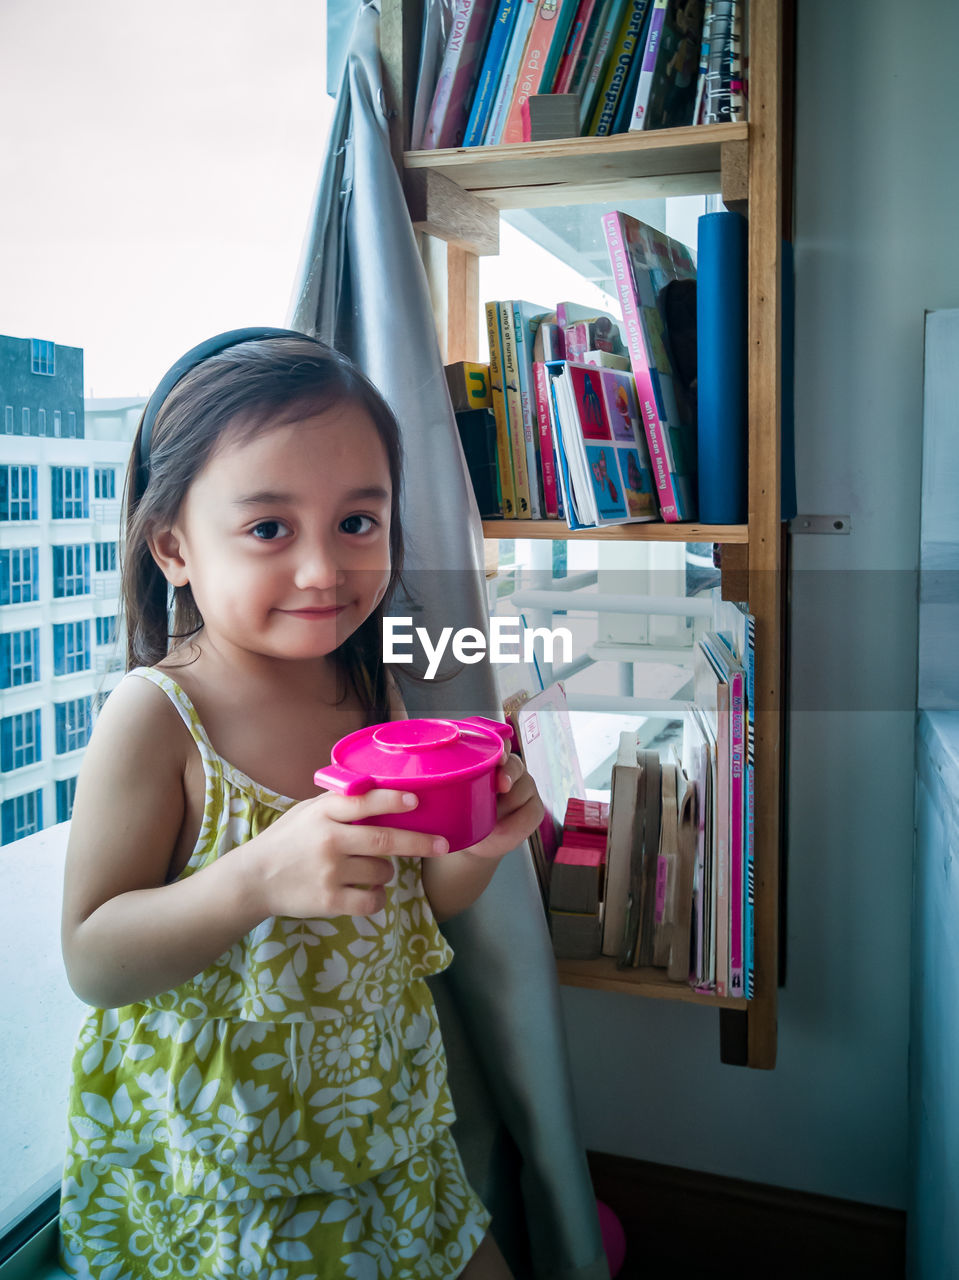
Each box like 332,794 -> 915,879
88,668 -> 196,774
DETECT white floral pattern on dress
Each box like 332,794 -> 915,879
60,668 -> 489,1279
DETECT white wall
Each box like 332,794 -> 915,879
563,0 -> 959,1208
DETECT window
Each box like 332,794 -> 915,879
21,407 -> 30,435
53,409 -> 62,437
53,620 -> 91,675
67,410 -> 77,437
30,339 -> 55,375
95,541 -> 117,572
94,467 -> 116,499
37,408 -> 46,436
56,776 -> 79,823
55,697 -> 92,755
0,548 -> 40,605
1,789 -> 43,845
51,466 -> 89,519
0,709 -> 42,772
96,614 -> 118,646
0,629 -> 40,687
3,406 -> 12,434
52,544 -> 91,598
0,466 -> 38,521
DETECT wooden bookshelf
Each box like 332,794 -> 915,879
382,0 -> 785,1070
481,520 -> 749,543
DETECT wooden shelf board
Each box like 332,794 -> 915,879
557,955 -> 748,1009
481,519 -> 748,543
405,123 -> 748,210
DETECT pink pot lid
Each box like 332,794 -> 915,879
330,716 -> 510,786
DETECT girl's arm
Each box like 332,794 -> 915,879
62,676 -> 444,1009
385,679 -> 544,923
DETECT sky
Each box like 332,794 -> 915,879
0,0 -> 333,398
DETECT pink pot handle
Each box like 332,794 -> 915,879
461,716 -> 518,752
313,763 -> 376,796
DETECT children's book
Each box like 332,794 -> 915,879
512,300 -> 552,516
587,0 -> 652,136
700,630 -> 746,997
577,0 -> 628,131
626,0 -> 667,128
500,0 -> 581,144
463,0 -> 524,144
483,0 -> 540,144
601,210 -> 698,521
602,731 -> 641,958
703,0 -> 733,123
638,0 -> 706,131
532,361 -> 561,517
514,683 -> 586,867
421,0 -> 500,149
548,360 -> 658,529
691,0 -> 714,123
498,301 -> 534,517
484,301 -> 518,517
552,0 -> 602,94
681,705 -> 712,988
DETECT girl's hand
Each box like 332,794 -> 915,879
249,788 -> 448,920
461,752 -> 545,861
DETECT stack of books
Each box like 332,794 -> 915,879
412,0 -> 748,150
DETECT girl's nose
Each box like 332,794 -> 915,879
293,545 -> 344,591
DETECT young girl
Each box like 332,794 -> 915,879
59,329 -> 543,1280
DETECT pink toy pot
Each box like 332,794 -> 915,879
314,716 -> 514,852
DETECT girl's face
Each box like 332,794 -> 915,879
152,402 -> 393,667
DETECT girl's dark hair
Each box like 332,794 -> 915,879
122,335 -> 404,724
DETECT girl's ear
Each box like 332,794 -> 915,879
148,527 -> 190,587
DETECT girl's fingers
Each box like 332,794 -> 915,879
317,787 -> 421,823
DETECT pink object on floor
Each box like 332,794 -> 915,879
596,1199 -> 626,1277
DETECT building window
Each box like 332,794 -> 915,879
95,542 -> 117,573
0,548 -> 40,605
95,615 -> 118,646
56,776 -> 79,823
0,709 -> 42,772
3,406 -> 12,434
67,411 -> 77,438
94,468 -> 116,499
52,544 -> 91,598
0,466 -> 38,521
55,697 -> 92,755
0,629 -> 40,688
38,409 -> 47,436
53,410 -> 62,437
53,620 -> 91,675
30,339 -> 55,376
21,408 -> 30,435
1,789 -> 43,845
51,467 -> 89,519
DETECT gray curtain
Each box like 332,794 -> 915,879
289,6 -> 609,1277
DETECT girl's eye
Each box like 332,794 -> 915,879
340,514 -> 376,535
251,520 -> 291,541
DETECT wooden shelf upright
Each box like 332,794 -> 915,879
381,0 -> 785,1069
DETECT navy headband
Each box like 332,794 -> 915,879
137,326 -> 318,484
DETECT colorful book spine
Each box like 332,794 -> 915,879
587,0 -> 650,136
577,0 -> 628,130
743,608 -> 755,999
422,0 -> 500,149
498,301 -> 533,516
729,0 -> 745,120
512,301 -> 547,517
500,0 -> 580,144
485,301 -> 517,516
601,210 -> 695,521
692,0 -> 714,124
551,0 -> 598,93
463,0 -> 523,145
703,0 -> 733,123
627,0 -> 666,129
483,0 -> 540,145
610,2 -> 649,132
533,362 -> 560,516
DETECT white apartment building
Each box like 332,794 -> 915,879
0,333 -> 144,844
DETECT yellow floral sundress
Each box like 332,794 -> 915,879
59,667 -> 490,1280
